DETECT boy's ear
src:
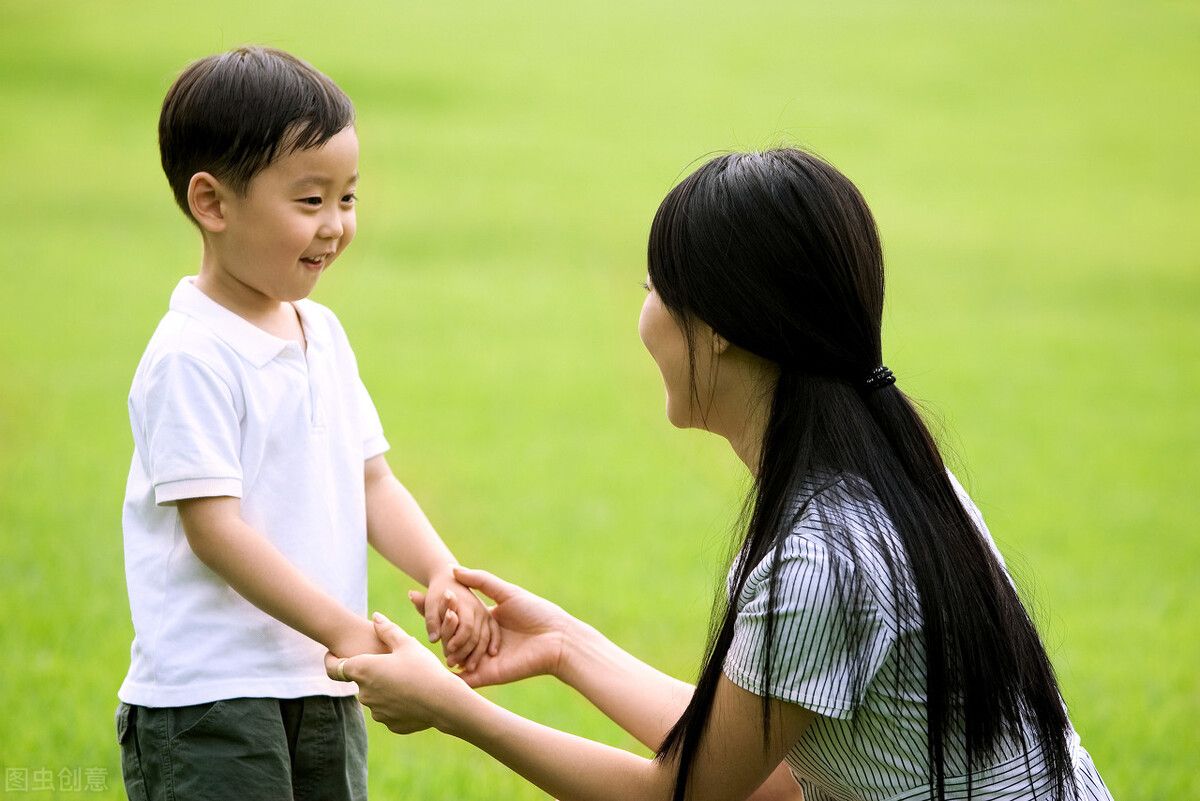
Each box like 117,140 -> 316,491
187,172 -> 227,233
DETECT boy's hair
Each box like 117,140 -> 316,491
159,46 -> 355,221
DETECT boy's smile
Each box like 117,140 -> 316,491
195,126 -> 360,318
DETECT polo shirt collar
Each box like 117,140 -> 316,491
169,277 -> 294,368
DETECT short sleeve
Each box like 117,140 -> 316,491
356,375 -> 389,460
723,535 -> 894,719
141,353 -> 243,505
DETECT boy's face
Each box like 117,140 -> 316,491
214,126 -> 359,302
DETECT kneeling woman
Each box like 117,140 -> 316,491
330,149 -> 1113,801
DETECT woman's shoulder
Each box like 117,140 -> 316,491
786,472 -> 897,562
729,473 -> 909,616
734,469 -> 998,606
790,469 -> 994,552
732,474 -> 883,604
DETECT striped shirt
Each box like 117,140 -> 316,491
722,474 -> 1113,801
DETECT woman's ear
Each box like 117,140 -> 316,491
712,329 -> 731,356
187,172 -> 227,233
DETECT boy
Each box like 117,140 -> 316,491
116,47 -> 497,801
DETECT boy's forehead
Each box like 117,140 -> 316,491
268,128 -> 359,185
287,171 -> 360,189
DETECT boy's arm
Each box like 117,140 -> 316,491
363,454 -> 498,668
178,496 -> 385,658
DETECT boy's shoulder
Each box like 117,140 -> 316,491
138,306 -> 238,378
132,279 -> 258,395
129,306 -> 246,415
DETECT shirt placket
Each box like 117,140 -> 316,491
303,339 -> 326,431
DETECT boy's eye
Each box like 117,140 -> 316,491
299,197 -> 322,206
341,193 -> 357,204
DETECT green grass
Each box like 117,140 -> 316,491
1,1 -> 1197,798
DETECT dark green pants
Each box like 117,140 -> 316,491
116,696 -> 367,801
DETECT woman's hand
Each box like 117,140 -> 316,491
325,612 -> 468,735
410,566 -> 575,688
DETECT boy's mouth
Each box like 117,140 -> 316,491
300,253 -> 332,269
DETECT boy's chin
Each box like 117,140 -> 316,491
279,285 -> 316,301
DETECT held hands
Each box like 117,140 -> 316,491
326,565 -> 573,733
412,566 -> 572,688
418,566 -> 502,672
327,566 -> 578,735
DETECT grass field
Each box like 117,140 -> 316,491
1,1 -> 1197,798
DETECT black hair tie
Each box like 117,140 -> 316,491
863,365 -> 896,393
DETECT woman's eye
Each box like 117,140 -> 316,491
640,279 -> 651,291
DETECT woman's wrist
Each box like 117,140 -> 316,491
434,678 -> 493,740
556,616 -> 608,688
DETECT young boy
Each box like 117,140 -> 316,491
116,47 -> 497,801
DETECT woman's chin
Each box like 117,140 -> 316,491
664,402 -> 692,430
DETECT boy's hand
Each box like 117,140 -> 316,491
420,567 -> 501,671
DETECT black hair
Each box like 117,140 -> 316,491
650,150 -> 1073,801
159,46 -> 355,222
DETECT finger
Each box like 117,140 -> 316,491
466,615 -> 491,672
444,622 -> 480,668
446,606 -> 475,649
465,624 -> 491,673
324,651 -> 343,680
425,589 -> 451,643
372,612 -> 414,652
441,613 -> 458,661
487,613 -> 501,657
408,589 -> 427,617
452,566 -> 519,604
325,652 -> 362,683
436,590 -> 460,650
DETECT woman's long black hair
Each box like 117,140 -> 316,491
650,150 -> 1072,801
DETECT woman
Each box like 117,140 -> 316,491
329,149 -> 1113,801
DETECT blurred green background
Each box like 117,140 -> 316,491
1,0 -> 1196,798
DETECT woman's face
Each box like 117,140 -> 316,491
638,278 -> 702,428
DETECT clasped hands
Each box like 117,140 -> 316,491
324,566 -> 571,734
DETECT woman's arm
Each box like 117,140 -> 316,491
423,568 -> 803,800
339,613 -> 813,801
556,620 -> 805,801
443,567 -> 692,749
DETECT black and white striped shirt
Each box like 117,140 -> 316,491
723,474 -> 1113,801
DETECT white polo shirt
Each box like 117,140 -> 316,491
118,277 -> 389,707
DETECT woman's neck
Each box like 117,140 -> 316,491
724,396 -> 769,477
703,350 -> 776,478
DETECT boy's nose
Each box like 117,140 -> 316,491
318,217 -> 343,239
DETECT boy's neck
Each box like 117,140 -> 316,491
194,258 -> 306,346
